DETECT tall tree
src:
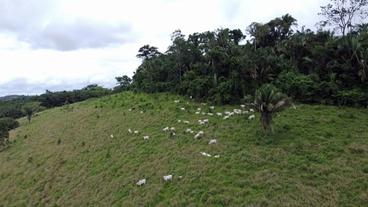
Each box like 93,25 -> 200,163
168,30 -> 188,83
115,75 -> 132,91
229,29 -> 245,45
319,0 -> 368,36
247,22 -> 269,48
247,14 -> 297,48
267,14 -> 297,43
136,45 -> 161,60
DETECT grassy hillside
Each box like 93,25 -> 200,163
0,92 -> 367,206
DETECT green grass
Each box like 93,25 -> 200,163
1,92 -> 367,206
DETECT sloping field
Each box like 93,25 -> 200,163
1,92 -> 367,206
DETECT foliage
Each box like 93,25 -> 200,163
136,45 -> 162,60
0,117 -> 19,145
114,75 -> 132,92
0,97 -> 30,119
0,130 -> 9,145
274,71 -> 317,102
37,85 -> 111,108
0,117 -> 20,131
335,88 -> 368,106
131,14 -> 368,107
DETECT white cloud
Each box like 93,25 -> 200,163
0,0 -> 328,96
22,19 -> 132,51
0,0 -> 133,50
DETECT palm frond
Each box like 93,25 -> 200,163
255,84 -> 292,124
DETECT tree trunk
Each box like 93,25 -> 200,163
213,72 -> 218,86
212,59 -> 218,86
179,66 -> 182,83
261,112 -> 273,132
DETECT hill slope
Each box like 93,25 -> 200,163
1,92 -> 367,206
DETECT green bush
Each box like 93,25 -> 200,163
0,118 -> 19,131
0,129 -> 9,145
0,129 -> 9,139
334,89 -> 367,106
0,118 -> 17,145
274,71 -> 317,102
0,107 -> 24,119
210,78 -> 233,104
180,72 -> 212,100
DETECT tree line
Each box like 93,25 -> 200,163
130,0 -> 368,107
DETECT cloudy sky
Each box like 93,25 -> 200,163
0,0 -> 327,96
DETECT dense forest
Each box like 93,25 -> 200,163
131,1 -> 368,107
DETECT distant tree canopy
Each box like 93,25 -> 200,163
0,84 -> 111,119
131,13 -> 368,107
37,85 -> 111,108
247,14 -> 297,48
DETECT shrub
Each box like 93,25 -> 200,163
0,118 -> 19,131
334,88 -> 367,106
0,118 -> 19,146
0,107 -> 24,119
210,78 -> 233,104
0,129 -> 9,145
274,71 -> 317,102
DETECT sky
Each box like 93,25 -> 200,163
0,0 -> 327,96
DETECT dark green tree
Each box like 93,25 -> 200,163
115,75 -> 132,91
136,45 -> 161,60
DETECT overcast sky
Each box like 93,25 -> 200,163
0,0 -> 327,96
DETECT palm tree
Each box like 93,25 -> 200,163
255,84 -> 292,132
